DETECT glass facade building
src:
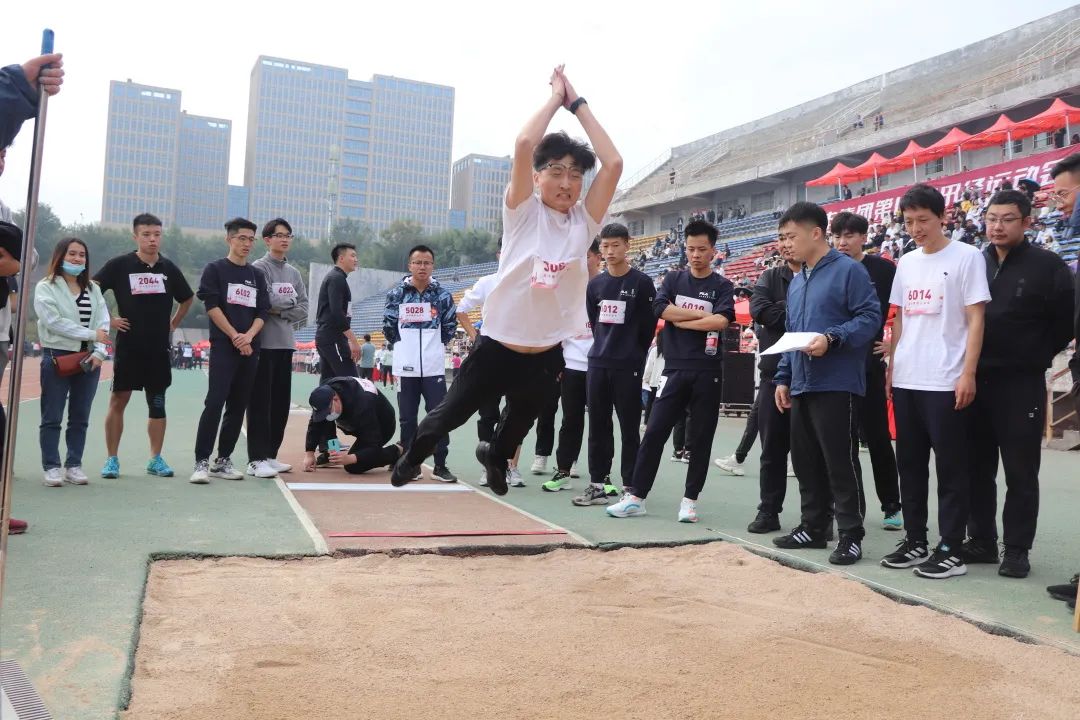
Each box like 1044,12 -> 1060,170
451,154 -> 512,235
176,113 -> 231,230
227,185 -> 250,221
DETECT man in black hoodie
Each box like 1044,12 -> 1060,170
315,243 -> 360,381
304,376 -> 400,474
964,189 -> 1074,579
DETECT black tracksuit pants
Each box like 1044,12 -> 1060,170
587,366 -> 644,487
534,378 -> 561,457
860,358 -> 901,513
967,369 -> 1045,550
892,388 -> 971,550
195,343 -> 259,462
246,348 -> 293,462
343,391 -> 400,474
555,368 -> 587,471
316,334 -> 357,383
734,386 -> 760,462
630,369 -> 723,501
398,376 -> 449,467
756,378 -> 791,515
790,391 -> 865,540
403,338 -> 562,466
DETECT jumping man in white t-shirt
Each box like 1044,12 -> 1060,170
390,64 -> 622,495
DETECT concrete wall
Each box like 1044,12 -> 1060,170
306,264 -> 402,325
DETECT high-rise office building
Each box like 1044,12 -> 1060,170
244,56 -> 455,239
102,80 -> 232,230
101,81 -> 182,226
451,154 -> 512,235
227,185 -> 250,220
176,112 -> 231,231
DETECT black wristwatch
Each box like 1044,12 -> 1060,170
825,333 -> 840,350
568,97 -> 588,115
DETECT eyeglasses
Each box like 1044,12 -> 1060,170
542,163 -> 585,181
1049,185 -> 1079,201
410,260 -> 434,267
984,215 -> 1022,226
271,232 -> 293,240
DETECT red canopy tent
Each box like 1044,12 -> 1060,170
805,161 -> 857,194
876,140 -> 928,181
963,114 -> 1019,152
1011,98 -> 1080,139
924,127 -> 971,160
850,152 -> 890,191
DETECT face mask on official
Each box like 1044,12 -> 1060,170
324,410 -> 341,422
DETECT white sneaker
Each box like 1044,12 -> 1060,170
713,453 -> 744,476
479,469 -> 488,487
678,498 -> 699,523
246,460 -> 278,479
267,458 -> 293,473
43,467 -> 64,487
530,456 -> 548,475
64,466 -> 89,485
209,457 -> 243,480
606,493 -> 646,518
569,461 -> 581,478
508,467 -> 525,487
190,460 -> 210,484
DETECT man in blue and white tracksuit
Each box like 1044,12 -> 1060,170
383,244 -> 458,482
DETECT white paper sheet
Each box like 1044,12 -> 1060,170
759,332 -> 823,356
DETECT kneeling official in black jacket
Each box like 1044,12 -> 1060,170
304,376 -> 401,474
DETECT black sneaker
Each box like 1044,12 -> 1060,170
829,536 -> 863,565
474,441 -> 508,496
1046,574 -> 1079,603
961,538 -> 999,564
998,546 -> 1030,578
315,452 -> 332,468
880,538 -> 930,568
772,524 -> 827,549
913,544 -> 967,579
390,455 -> 422,487
747,511 -> 781,534
431,465 -> 458,483
669,450 -> 684,463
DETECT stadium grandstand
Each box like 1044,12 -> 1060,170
613,6 -> 1080,275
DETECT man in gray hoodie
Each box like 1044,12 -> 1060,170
246,218 -> 308,478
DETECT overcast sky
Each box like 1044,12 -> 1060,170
2,0 -> 1075,226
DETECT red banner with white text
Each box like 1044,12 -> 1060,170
821,146 -> 1077,224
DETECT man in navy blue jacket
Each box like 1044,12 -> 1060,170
772,202 -> 881,565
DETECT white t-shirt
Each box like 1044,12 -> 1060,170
561,318 -> 593,372
889,240 -> 990,391
456,273 -> 497,314
482,194 -> 604,347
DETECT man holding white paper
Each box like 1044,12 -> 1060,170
771,202 -> 881,565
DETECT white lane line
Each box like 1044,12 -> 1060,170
287,483 -> 472,493
424,464 -> 593,547
274,476 -> 329,555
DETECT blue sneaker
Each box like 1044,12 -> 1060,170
883,510 -> 903,531
606,493 -> 646,518
147,455 -> 175,477
101,456 -> 120,478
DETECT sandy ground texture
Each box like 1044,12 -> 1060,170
122,544 -> 1080,720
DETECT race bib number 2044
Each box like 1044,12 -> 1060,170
129,273 -> 166,295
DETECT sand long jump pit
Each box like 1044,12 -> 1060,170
121,543 -> 1080,719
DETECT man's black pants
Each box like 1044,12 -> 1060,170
246,348 -> 293,463
860,358 -> 901,513
756,378 -> 791,515
967,369 -> 1045,550
316,334 -> 357,382
404,338 -> 562,467
399,376 -> 449,467
587,366 -> 644,487
555,368 -> 587,472
195,343 -> 259,462
734,386 -> 760,463
534,379 -> 562,457
892,388 -> 971,549
630,369 -> 722,501
790,391 -> 865,539
344,390 -> 400,474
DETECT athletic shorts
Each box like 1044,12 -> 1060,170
111,348 -> 172,393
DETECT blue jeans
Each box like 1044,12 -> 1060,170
40,348 -> 100,470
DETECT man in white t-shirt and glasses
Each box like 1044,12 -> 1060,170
881,183 -> 990,580
390,64 -> 622,495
